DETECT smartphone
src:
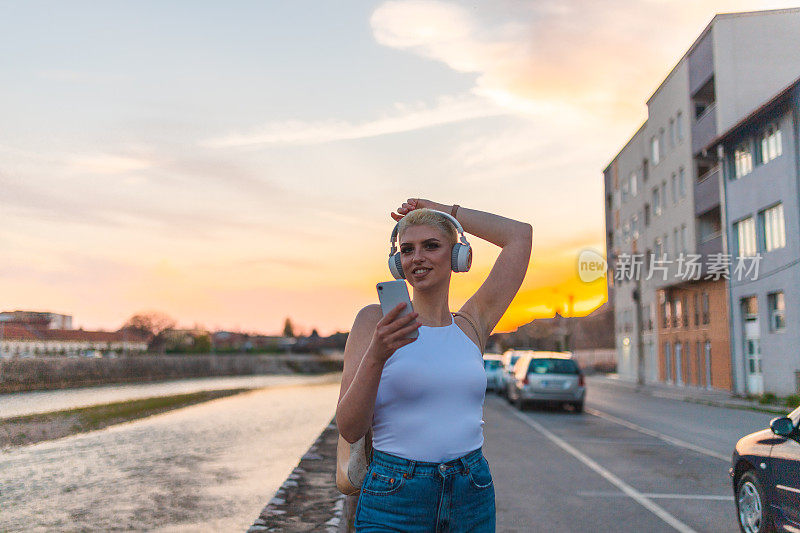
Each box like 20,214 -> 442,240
376,280 -> 418,339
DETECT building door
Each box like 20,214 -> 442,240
674,343 -> 683,386
742,296 -> 763,395
664,341 -> 672,383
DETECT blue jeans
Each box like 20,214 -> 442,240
354,447 -> 496,532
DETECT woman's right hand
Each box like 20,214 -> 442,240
369,303 -> 420,363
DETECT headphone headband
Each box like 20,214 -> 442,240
389,210 -> 468,255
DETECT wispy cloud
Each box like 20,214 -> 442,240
203,94 -> 505,147
370,0 -> 800,118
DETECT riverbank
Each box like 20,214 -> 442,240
0,388 -> 252,448
249,416 -> 345,533
0,353 -> 343,393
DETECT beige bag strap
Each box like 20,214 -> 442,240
453,311 -> 485,355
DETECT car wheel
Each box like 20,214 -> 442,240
736,470 -> 774,533
571,401 -> 584,413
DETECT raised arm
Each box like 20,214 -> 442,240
392,199 -> 532,343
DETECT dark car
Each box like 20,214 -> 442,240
730,404 -> 800,533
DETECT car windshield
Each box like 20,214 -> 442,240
484,360 -> 502,370
528,358 -> 579,375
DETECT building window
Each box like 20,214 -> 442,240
631,213 -> 639,239
758,123 -> 782,164
673,298 -> 682,327
653,187 -> 662,216
682,296 -> 688,327
733,141 -> 753,179
669,119 -> 675,148
759,203 -> 786,252
654,237 -> 663,259
660,181 -> 667,213
622,173 -> 629,203
702,292 -> 710,325
693,294 -> 699,326
673,228 -> 679,257
678,167 -> 686,198
662,299 -> 671,329
631,172 -> 638,197
663,233 -> 669,259
671,173 -> 677,204
735,217 -> 757,257
742,295 -> 758,319
659,129 -> 665,160
676,111 -> 684,141
680,224 -> 687,254
652,136 -> 660,165
644,204 -> 651,227
768,292 -> 785,332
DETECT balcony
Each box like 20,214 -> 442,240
697,232 -> 722,257
692,103 -> 717,154
694,167 -> 721,216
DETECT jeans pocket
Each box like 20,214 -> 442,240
468,456 -> 494,489
362,467 -> 405,495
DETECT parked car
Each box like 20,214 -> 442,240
499,350 -> 526,399
730,404 -> 800,533
506,351 -> 585,412
483,354 -> 504,393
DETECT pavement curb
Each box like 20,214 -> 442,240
590,374 -> 792,415
248,416 -> 345,533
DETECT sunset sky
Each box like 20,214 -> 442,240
2,0 -> 797,335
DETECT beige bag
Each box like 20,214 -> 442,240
336,428 -> 373,495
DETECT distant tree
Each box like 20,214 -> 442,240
193,334 -> 212,353
121,311 -> 177,353
283,318 -> 295,338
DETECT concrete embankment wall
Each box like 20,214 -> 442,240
0,354 -> 343,393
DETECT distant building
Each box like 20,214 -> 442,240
706,77 -> 800,395
0,310 -> 73,330
491,300 -> 615,370
0,326 -> 148,358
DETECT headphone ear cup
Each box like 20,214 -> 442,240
388,253 -> 405,279
451,244 -> 472,273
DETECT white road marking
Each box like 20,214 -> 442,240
577,491 -> 734,501
586,407 -> 730,462
777,484 -> 800,494
508,408 -> 698,533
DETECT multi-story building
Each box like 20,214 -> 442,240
707,77 -> 800,396
603,8 -> 800,390
0,310 -> 73,330
0,326 -> 148,358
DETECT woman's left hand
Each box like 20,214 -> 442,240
391,198 -> 429,221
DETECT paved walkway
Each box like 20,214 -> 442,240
589,374 -> 793,414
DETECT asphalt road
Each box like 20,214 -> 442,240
483,378 -> 778,533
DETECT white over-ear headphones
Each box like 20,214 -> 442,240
388,210 -> 472,280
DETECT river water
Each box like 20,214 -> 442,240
0,373 -> 343,532
0,373 -> 340,418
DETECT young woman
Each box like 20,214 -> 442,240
336,198 -> 532,532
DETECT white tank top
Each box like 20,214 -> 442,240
371,314 -> 486,462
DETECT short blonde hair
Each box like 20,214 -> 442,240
397,208 -> 457,247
